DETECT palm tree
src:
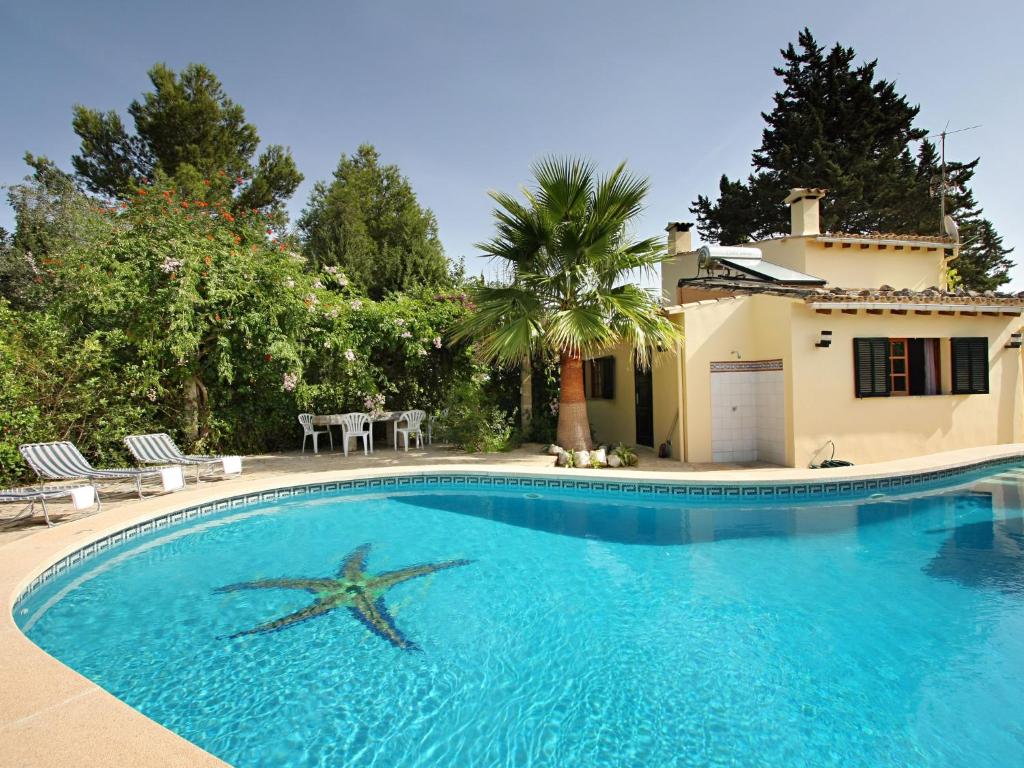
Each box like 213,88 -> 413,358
454,157 -> 682,451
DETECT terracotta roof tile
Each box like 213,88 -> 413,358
819,231 -> 954,244
676,279 -> 1024,307
806,285 -> 1024,306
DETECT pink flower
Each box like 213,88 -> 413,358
345,349 -> 356,362
350,300 -> 362,310
433,336 -> 442,348
401,331 -> 412,338
282,372 -> 298,392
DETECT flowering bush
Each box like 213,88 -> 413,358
0,172 -> 522,485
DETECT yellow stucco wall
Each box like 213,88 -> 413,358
750,236 -> 948,290
583,344 -> 635,447
584,344 -> 683,456
679,296 -> 796,464
804,245 -> 947,291
589,296 -> 1023,468
651,346 -> 682,456
788,308 -> 1024,466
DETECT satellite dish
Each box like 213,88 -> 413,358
943,215 -> 960,242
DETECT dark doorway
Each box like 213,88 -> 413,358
634,365 -> 654,447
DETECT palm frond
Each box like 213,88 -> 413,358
462,156 -> 677,366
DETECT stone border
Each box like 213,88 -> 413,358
3,444 -> 1023,767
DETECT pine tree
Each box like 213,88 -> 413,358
71,63 -> 302,218
298,144 -> 449,299
691,28 -> 1013,290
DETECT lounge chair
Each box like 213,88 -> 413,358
19,441 -> 183,499
124,433 -> 242,484
0,484 -> 101,527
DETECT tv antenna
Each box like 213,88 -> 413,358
925,123 -> 981,237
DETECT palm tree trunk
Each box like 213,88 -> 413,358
556,350 -> 592,450
520,356 -> 533,434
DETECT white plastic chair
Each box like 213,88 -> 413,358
394,410 -> 425,451
340,412 -> 372,456
299,414 -> 332,454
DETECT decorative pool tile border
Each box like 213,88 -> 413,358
13,453 -> 1023,611
710,358 -> 783,373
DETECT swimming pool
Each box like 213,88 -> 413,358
14,465 -> 1024,767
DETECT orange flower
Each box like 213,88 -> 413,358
223,213 -> 235,222
136,188 -> 147,196
181,201 -> 189,209
233,235 -> 241,244
204,255 -> 212,266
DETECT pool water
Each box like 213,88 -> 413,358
16,468 -> 1024,767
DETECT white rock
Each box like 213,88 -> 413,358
576,450 -> 590,467
592,448 -> 608,466
547,444 -> 563,456
555,450 -> 568,467
607,454 -> 622,468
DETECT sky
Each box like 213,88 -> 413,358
2,0 -> 1022,289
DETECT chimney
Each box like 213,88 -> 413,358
666,221 -> 693,255
662,222 -> 696,302
783,188 -> 826,237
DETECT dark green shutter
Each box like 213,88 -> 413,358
853,338 -> 890,397
951,338 -> 989,394
600,357 -> 615,399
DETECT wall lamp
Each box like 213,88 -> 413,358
815,330 -> 833,349
1007,332 -> 1023,349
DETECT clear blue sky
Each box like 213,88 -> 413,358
2,0 -> 1021,289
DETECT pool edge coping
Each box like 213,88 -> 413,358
2,443 -> 1023,766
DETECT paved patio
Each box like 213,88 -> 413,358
0,443 -> 775,545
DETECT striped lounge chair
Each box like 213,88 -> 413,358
19,441 -> 182,500
124,433 -> 242,484
0,484 -> 101,527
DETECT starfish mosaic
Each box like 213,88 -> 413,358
216,543 -> 472,650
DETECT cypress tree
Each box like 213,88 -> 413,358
299,144 -> 449,299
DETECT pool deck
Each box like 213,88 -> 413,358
2,442 -> 1022,766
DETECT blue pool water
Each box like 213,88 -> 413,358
16,467 -> 1024,767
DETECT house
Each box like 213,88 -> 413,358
585,188 -> 1024,467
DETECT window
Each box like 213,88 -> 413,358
889,338 -> 908,395
854,338 -> 942,398
950,337 -> 989,394
584,356 -> 615,399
